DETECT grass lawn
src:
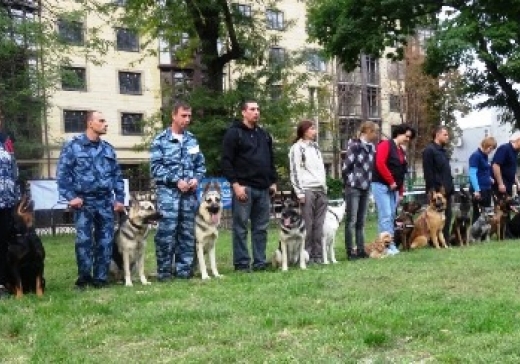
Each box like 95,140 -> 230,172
3,222 -> 520,363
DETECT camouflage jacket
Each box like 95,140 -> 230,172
56,133 -> 125,203
0,143 -> 19,209
150,128 -> 206,187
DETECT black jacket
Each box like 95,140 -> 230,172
422,142 -> 454,194
221,121 -> 278,189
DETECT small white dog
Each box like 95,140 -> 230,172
322,200 -> 346,264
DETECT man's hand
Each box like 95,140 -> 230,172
389,183 -> 398,191
298,196 -> 305,204
114,201 -> 125,212
233,183 -> 248,202
498,184 -> 506,193
269,183 -> 277,196
177,180 -> 190,193
188,179 -> 198,191
68,197 -> 84,209
473,191 -> 481,200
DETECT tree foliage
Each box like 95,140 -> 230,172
307,0 -> 520,129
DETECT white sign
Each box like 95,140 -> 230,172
29,179 -> 130,210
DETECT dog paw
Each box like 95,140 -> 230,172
201,275 -> 211,280
141,280 -> 151,285
125,282 -> 133,287
214,274 -> 223,278
331,260 -> 338,264
322,261 -> 330,265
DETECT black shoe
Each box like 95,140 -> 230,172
347,254 -> 359,261
157,276 -> 173,283
0,285 -> 10,299
92,280 -> 109,289
357,250 -> 369,259
175,272 -> 193,280
234,265 -> 251,273
252,265 -> 267,272
74,283 -> 88,292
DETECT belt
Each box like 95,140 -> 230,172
155,181 -> 177,188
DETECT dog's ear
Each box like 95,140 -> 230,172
212,181 -> 221,194
438,186 -> 446,196
203,181 -> 212,195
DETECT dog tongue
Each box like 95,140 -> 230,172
284,218 -> 291,227
211,213 -> 220,225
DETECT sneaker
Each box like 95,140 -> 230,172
387,243 -> 400,255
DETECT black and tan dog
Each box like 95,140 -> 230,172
194,182 -> 223,280
110,199 -> 162,287
272,197 -> 308,271
449,186 -> 472,246
410,188 -> 448,249
490,193 -> 514,240
394,200 -> 423,251
6,195 -> 45,298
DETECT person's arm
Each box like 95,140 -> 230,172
422,146 -> 435,191
112,151 -> 125,204
469,167 -> 480,192
192,142 -> 206,183
150,136 -> 181,185
374,141 -> 396,186
220,129 -> 239,185
289,144 -> 304,198
56,142 -> 77,202
267,133 -> 278,186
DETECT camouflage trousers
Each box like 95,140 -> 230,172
74,198 -> 115,284
154,188 -> 197,279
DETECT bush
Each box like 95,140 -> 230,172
327,177 -> 343,199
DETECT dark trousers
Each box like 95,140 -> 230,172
471,189 -> 492,224
301,190 -> 328,260
444,193 -> 453,242
344,187 -> 369,254
0,208 -> 14,286
232,186 -> 270,269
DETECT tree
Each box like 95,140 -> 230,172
123,1 -> 331,178
307,0 -> 520,129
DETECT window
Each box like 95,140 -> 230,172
63,110 -> 87,133
57,19 -> 84,46
366,87 -> 380,118
116,28 -> 139,52
269,47 -> 285,66
266,9 -> 284,30
389,94 -> 402,113
121,113 -> 143,135
270,84 -> 282,100
113,0 -> 126,5
388,61 -> 405,81
61,66 -> 86,91
232,3 -> 252,18
364,56 -> 379,85
119,71 -> 142,94
307,51 -> 326,72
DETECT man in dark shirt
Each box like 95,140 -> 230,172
492,131 -> 520,196
423,126 -> 454,242
221,101 -> 277,272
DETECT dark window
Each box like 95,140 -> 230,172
232,3 -> 252,18
57,19 -> 84,46
63,110 -> 87,133
121,113 -> 143,135
364,56 -> 379,85
266,9 -> 284,30
119,71 -> 142,94
389,94 -> 402,113
269,47 -> 285,66
61,67 -> 86,91
116,28 -> 139,52
367,87 -> 380,118
113,0 -> 126,5
307,52 -> 326,72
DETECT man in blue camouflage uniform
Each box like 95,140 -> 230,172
0,127 -> 19,299
151,101 -> 206,280
57,110 -> 125,290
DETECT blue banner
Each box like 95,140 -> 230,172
197,177 -> 232,210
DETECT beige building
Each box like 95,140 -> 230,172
35,0 -> 404,180
39,0 -> 161,179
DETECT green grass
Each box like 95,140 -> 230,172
3,224 -> 520,363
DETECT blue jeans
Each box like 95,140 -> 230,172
232,186 -> 270,269
371,182 -> 398,237
344,187 -> 369,253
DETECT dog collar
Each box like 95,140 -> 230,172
328,208 -> 340,223
128,219 -> 141,230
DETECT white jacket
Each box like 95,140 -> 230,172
289,139 -> 327,198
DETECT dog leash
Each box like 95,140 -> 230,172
327,208 -> 341,224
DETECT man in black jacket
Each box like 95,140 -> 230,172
221,101 -> 278,272
422,126 -> 454,242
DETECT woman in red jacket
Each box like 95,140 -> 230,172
371,124 -> 416,255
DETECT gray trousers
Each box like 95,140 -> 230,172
302,190 -> 328,259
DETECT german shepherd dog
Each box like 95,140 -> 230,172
394,200 -> 423,251
365,232 -> 393,259
490,193 -> 514,240
272,197 -> 308,271
110,199 -> 162,287
194,182 -> 223,280
6,195 -> 45,298
449,186 -> 472,246
321,200 -> 345,264
410,188 -> 448,249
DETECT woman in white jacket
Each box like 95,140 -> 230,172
289,120 -> 328,264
